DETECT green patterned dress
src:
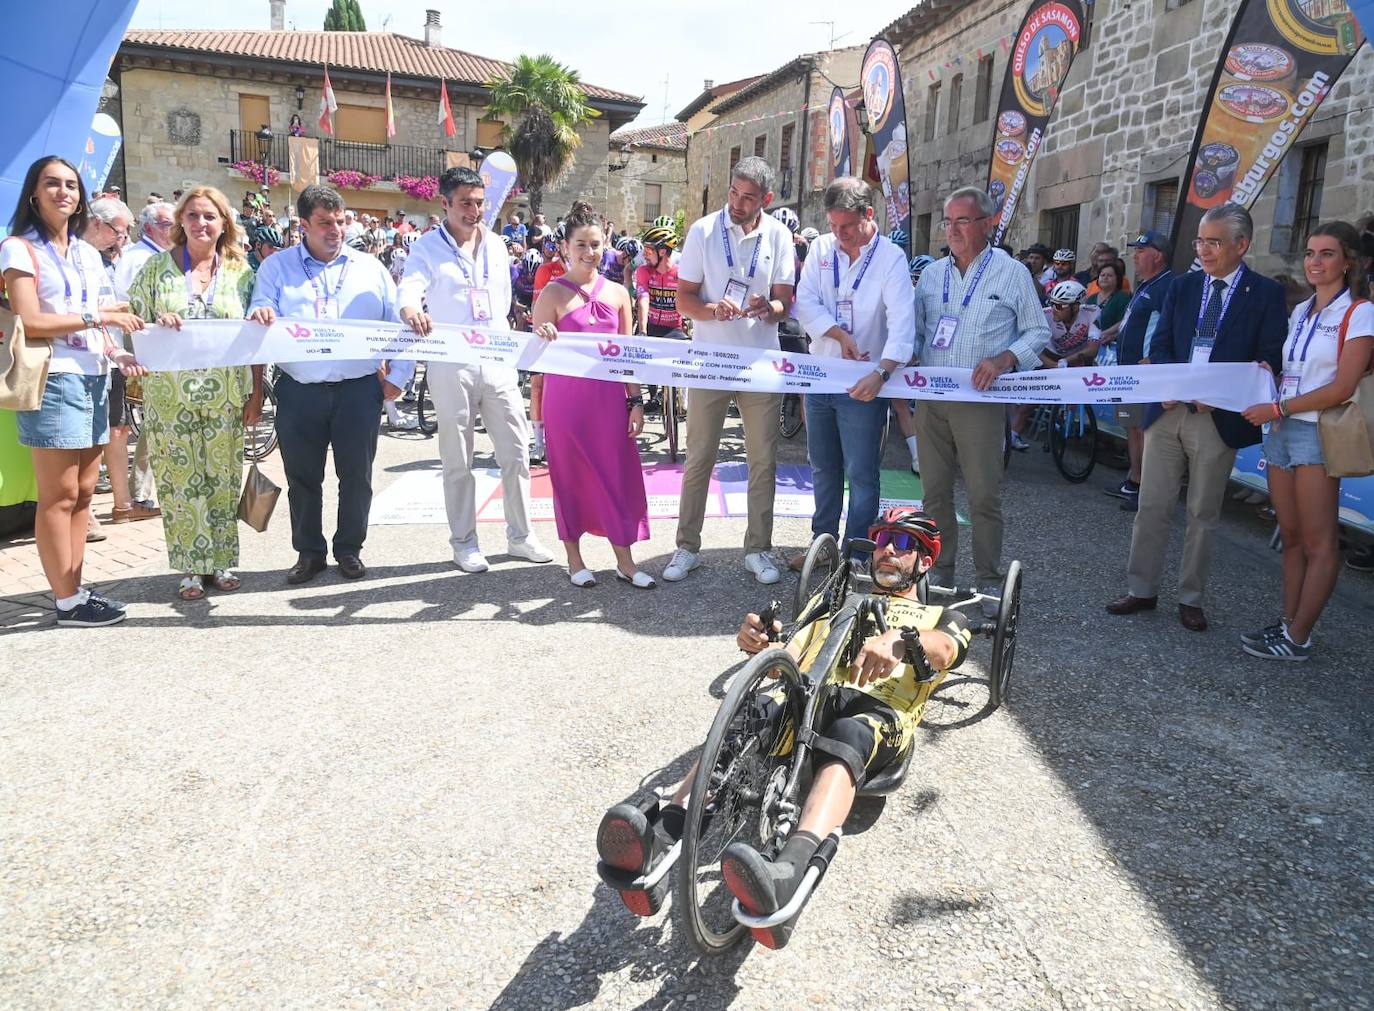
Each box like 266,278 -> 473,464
128,251 -> 256,573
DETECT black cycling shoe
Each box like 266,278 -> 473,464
721,840 -> 809,950
597,795 -> 677,917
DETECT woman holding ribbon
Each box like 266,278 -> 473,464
532,201 -> 652,588
127,185 -> 263,601
1240,221 -> 1374,661
1,155 -> 147,627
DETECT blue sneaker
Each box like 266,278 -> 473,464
56,597 -> 127,628
1242,633 -> 1310,661
85,588 -> 127,611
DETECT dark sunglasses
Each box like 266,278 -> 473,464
872,528 -> 919,551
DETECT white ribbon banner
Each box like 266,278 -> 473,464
133,318 -> 1277,410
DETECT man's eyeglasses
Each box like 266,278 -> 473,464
872,528 -> 919,551
1191,237 -> 1227,252
937,214 -> 988,232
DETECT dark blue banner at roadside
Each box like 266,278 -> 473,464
860,39 -> 910,256
828,87 -> 852,179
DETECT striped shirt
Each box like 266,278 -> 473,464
912,246 -> 1049,371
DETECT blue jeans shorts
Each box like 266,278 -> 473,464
1262,418 -> 1324,470
16,371 -> 110,450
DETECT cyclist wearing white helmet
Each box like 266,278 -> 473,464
772,207 -> 799,233
1042,279 -> 1102,366
1046,247 -> 1076,293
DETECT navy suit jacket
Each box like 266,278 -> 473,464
1144,265 -> 1287,449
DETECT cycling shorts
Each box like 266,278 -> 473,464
646,323 -> 687,340
758,688 -> 903,789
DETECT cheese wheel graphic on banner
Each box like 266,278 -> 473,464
860,39 -> 910,254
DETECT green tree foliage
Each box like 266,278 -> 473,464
323,0 -> 366,31
485,54 -> 599,217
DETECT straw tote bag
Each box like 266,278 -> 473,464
0,238 -> 51,411
1317,300 -> 1374,478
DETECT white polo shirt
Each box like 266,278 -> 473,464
676,208 -> 795,349
398,223 -> 511,328
796,231 -> 915,366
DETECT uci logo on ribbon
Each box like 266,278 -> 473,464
1081,372 -> 1107,387
286,323 -> 312,340
772,358 -> 796,374
598,340 -> 622,357
464,332 -> 487,346
904,371 -> 928,388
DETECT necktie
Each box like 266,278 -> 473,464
1197,277 -> 1226,345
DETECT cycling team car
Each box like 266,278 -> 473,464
594,508 -> 1022,955
636,225 -> 688,461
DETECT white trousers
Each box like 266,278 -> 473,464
425,362 -> 532,550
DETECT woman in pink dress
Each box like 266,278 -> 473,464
532,202 -> 653,588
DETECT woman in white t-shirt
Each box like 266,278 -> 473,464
1,156 -> 147,628
1241,220 -> 1374,661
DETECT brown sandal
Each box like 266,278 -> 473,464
177,575 -> 206,600
209,569 -> 241,592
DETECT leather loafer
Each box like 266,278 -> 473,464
1105,593 -> 1157,615
286,554 -> 327,585
336,555 -> 366,580
1178,604 -> 1208,632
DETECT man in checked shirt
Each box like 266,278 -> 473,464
911,186 -> 1050,616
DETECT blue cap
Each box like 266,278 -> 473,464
1128,230 -> 1171,256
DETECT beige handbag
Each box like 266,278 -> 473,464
0,239 -> 51,411
1317,300 -> 1374,478
237,459 -> 281,532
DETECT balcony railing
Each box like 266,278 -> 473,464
229,130 -> 453,180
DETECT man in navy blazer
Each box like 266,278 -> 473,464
1107,204 -> 1285,631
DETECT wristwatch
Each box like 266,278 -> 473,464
81,311 -> 97,330
874,366 -> 891,382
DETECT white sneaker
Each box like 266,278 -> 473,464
910,447 -> 920,474
978,582 -> 1002,619
508,537 -> 554,563
744,551 -> 781,585
455,545 -> 490,573
1009,431 -> 1030,452
662,548 -> 700,582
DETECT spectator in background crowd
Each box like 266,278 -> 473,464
1087,260 -> 1130,339
502,213 -> 527,245
1084,244 -> 1130,297
1047,248 -> 1076,292
288,113 -> 305,137
1238,221 -> 1373,659
912,186 -> 1049,615
1107,203 -> 1286,632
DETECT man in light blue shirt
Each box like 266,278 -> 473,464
911,186 -> 1049,613
248,184 -> 412,585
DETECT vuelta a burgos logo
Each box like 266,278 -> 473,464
598,340 -> 622,357
464,332 -> 487,345
1081,372 -> 1107,387
286,323 -> 312,340
772,358 -> 796,374
905,371 -> 928,388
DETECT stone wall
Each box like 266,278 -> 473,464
607,148 -> 688,230
896,0 -> 1374,281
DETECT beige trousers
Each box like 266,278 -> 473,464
1126,405 -> 1237,606
676,388 -> 780,554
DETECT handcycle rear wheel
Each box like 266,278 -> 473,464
677,647 -> 799,956
793,532 -> 841,621
989,560 -> 1022,708
664,384 -> 682,462
1050,404 -> 1097,483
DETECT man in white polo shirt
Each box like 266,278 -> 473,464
398,167 -> 553,572
663,156 -> 796,585
795,177 -> 915,559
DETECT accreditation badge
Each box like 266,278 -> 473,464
722,277 -> 749,307
469,288 -> 493,322
836,299 -> 855,334
930,314 -> 959,350
1280,372 -> 1301,399
1190,337 -> 1214,365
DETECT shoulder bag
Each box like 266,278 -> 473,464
1317,299 -> 1374,478
0,238 -> 51,411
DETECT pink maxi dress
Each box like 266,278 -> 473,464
543,275 -> 650,545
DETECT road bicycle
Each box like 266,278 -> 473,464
124,372 -> 280,462
1023,402 -> 1098,482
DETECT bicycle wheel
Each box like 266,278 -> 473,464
677,647 -> 800,956
416,371 -> 438,435
664,385 -> 681,463
244,379 -> 279,462
1002,417 -> 1012,470
989,560 -> 1022,709
126,399 -> 143,443
1050,404 -> 1097,483
779,394 -> 803,439
793,532 -> 840,621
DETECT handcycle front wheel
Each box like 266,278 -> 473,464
677,647 -> 800,956
989,560 -> 1022,708
1050,404 -> 1097,483
792,532 -> 841,621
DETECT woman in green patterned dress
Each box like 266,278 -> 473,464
128,185 -> 264,600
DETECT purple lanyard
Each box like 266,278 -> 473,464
719,211 -> 763,279
438,224 -> 489,287
832,235 -> 881,297
941,247 -> 993,308
1194,265 -> 1244,341
139,236 -> 162,255
40,233 -> 88,312
300,246 -> 350,309
181,247 -> 221,309
1287,288 -> 1347,364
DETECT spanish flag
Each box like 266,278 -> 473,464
385,72 -> 396,139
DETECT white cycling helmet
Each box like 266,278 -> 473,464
772,207 -> 799,233
799,226 -> 820,242
1052,248 -> 1077,263
1048,279 -> 1087,306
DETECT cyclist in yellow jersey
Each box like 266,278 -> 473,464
596,507 -> 971,947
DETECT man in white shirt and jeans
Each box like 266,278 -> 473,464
663,156 -> 796,585
795,177 -> 915,558
398,167 -> 553,572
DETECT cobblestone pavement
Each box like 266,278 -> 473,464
2,418 -> 1372,1010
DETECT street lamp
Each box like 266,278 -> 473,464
609,145 -> 633,172
470,147 -> 487,166
295,85 -> 305,110
257,124 -> 274,184
855,101 -> 870,136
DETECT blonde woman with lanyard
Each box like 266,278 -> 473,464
1240,221 -> 1374,660
126,186 -> 263,601
1,155 -> 147,627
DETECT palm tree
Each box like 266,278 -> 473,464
485,54 -> 599,217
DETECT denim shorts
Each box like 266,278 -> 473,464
1262,418 -> 1324,470
16,371 -> 110,450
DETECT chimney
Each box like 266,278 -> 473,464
424,9 -> 441,47
269,0 -> 285,30
703,79 -> 714,91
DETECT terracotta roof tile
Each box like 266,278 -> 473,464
121,30 -> 640,104
609,122 -> 687,152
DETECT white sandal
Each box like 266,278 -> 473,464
177,575 -> 206,601
569,568 -> 597,588
615,569 -> 657,589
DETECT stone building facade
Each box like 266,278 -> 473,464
682,47 -> 865,229
607,123 -> 688,231
890,0 -> 1374,282
109,22 -> 640,225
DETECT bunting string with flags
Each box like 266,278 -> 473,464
318,65 -> 337,135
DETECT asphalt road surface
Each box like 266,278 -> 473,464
3,412 -> 1372,1010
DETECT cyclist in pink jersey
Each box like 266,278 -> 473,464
634,228 -> 683,338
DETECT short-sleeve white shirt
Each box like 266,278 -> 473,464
676,209 -> 795,349
1,230 -> 112,374
1283,289 -> 1374,423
